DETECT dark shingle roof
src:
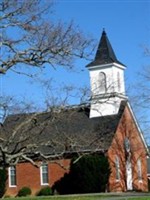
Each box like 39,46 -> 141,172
87,30 -> 125,67
0,101 -> 126,158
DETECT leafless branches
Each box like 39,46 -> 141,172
126,44 -> 150,145
0,95 -> 38,123
0,80 -> 120,168
0,0 -> 95,75
0,104 -> 108,167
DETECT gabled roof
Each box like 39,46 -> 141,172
87,30 -> 125,67
0,101 -> 126,158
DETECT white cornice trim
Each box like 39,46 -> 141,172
87,62 -> 126,71
91,93 -> 128,101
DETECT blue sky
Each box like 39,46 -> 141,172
1,0 -> 150,109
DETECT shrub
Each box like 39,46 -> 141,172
37,186 -> 52,196
148,178 -> 150,191
52,173 -> 72,194
17,186 -> 31,197
53,154 -> 110,194
0,168 -> 7,198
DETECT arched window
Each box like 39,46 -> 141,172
124,137 -> 130,153
137,158 -> 142,181
115,156 -> 120,181
99,72 -> 106,93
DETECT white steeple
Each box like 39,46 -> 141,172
86,30 -> 127,118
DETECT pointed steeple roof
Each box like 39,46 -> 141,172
87,29 -> 125,67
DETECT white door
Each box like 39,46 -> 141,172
126,159 -> 133,190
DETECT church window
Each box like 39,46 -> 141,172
124,138 -> 130,153
40,163 -> 49,185
115,156 -> 120,181
9,166 -> 16,187
99,72 -> 106,93
137,158 -> 142,181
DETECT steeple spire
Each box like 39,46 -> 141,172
87,30 -> 124,67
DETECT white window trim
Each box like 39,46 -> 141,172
115,156 -> 120,182
40,163 -> 49,186
137,158 -> 143,183
8,166 -> 16,187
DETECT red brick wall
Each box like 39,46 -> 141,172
107,105 -> 148,192
5,159 -> 70,197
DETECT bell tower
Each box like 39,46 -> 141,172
86,30 -> 127,118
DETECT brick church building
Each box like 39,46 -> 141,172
1,30 -> 149,196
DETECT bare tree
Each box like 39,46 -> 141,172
0,0 -> 95,75
0,77 -> 128,168
32,77 -> 91,110
131,46 -> 150,144
0,77 -> 92,169
0,100 -> 111,168
0,95 -> 38,123
0,0 -> 95,169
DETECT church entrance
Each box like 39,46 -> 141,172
126,157 -> 133,190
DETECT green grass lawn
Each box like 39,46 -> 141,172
4,194 -> 150,200
4,198 -> 150,200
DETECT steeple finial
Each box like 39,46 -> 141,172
102,28 -> 106,35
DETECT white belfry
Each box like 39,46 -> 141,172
86,30 -> 127,118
